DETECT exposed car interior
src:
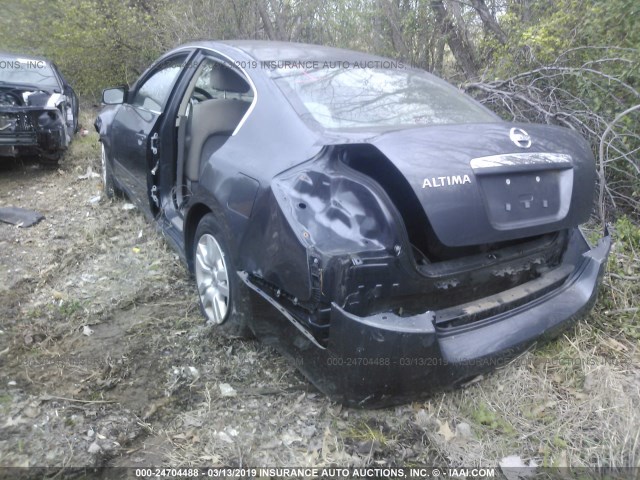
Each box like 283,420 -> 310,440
175,59 -> 253,208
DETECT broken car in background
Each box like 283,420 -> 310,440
0,53 -> 78,164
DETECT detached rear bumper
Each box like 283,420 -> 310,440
247,228 -> 610,407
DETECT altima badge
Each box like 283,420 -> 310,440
422,175 -> 471,188
510,127 -> 531,148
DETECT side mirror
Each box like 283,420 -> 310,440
102,87 -> 126,105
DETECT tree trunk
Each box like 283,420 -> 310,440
257,0 -> 277,40
434,33 -> 445,74
470,0 -> 508,44
381,0 -> 410,59
446,0 -> 473,51
431,0 -> 477,79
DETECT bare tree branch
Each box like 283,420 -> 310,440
598,104 -> 640,227
463,52 -> 640,222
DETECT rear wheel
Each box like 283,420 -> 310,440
194,213 -> 251,337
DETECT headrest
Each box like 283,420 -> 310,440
210,66 -> 250,93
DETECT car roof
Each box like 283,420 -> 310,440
0,51 -> 52,63
176,40 -> 390,63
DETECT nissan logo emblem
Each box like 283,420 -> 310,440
510,127 -> 532,148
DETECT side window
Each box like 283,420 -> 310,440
191,59 -> 253,102
51,64 -> 66,87
132,55 -> 188,112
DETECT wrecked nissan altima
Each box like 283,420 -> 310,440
0,53 -> 78,164
95,41 -> 610,406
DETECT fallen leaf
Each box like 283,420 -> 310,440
500,455 -> 526,467
219,383 -> 237,397
187,366 -> 200,380
281,430 -> 302,446
52,291 -> 67,300
225,427 -> 239,437
436,420 -> 455,442
456,422 -> 473,439
499,455 -> 536,480
87,442 -> 102,454
78,167 -> 100,180
604,337 -> 628,352
216,431 -> 234,443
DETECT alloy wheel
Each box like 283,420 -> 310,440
195,233 -> 230,324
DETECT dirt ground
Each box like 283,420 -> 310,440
1,116 -> 638,478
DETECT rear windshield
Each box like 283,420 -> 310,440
271,64 -> 497,129
0,56 -> 59,90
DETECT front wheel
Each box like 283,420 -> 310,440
39,150 -> 62,167
101,143 -> 121,198
194,213 -> 252,337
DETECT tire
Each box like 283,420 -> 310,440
193,212 -> 252,338
71,112 -> 78,134
39,151 -> 62,167
101,143 -> 121,198
72,102 -> 79,134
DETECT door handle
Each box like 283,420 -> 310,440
150,132 -> 159,155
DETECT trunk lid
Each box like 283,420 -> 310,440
368,122 -> 596,247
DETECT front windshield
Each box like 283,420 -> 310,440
271,64 -> 497,129
0,56 -> 59,90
